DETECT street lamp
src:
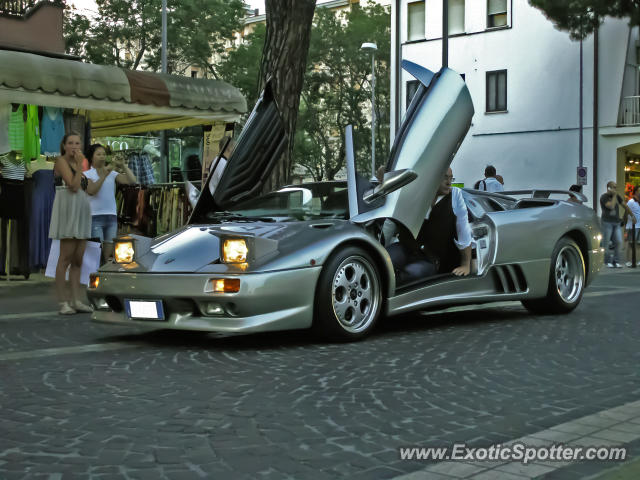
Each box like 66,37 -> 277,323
361,42 -> 377,181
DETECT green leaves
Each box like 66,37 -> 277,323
64,0 -> 245,74
529,0 -> 640,39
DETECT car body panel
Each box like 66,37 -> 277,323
89,61 -> 602,336
351,64 -> 474,238
189,82 -> 287,221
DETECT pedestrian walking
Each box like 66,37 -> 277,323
625,185 -> 640,266
600,180 -> 636,268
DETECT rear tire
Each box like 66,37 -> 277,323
522,237 -> 585,314
313,247 -> 382,341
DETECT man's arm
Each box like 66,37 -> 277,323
624,200 -> 637,224
602,193 -> 616,210
453,246 -> 471,276
451,187 -> 473,276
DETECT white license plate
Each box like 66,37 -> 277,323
125,300 -> 165,320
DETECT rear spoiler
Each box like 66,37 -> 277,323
501,189 -> 587,203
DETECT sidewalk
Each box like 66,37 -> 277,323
587,457 -> 640,480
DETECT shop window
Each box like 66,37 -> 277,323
487,0 -> 507,28
486,70 -> 507,112
407,1 -> 425,41
449,0 -> 465,35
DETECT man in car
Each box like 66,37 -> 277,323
417,167 -> 472,276
388,168 -> 472,278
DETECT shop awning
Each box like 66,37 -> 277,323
0,50 -> 247,134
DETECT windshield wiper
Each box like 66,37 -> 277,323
206,211 -> 276,222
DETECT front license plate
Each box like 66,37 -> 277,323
125,300 -> 165,321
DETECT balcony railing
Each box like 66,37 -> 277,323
0,0 -> 63,17
619,96 -> 640,126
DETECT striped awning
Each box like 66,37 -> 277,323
0,49 -> 247,134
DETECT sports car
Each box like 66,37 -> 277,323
88,60 -> 604,341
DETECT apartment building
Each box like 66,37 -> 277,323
390,0 -> 639,205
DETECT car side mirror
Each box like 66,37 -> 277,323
363,169 -> 418,204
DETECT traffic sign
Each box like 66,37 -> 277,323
577,166 -> 588,186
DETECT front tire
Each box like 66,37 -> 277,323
522,237 -> 585,314
313,247 -> 382,341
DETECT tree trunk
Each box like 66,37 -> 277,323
260,0 -> 316,191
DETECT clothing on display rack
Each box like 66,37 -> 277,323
8,104 -> 24,152
0,154 -> 26,180
126,151 -> 155,185
0,177 -> 32,278
41,107 -> 64,156
115,183 -> 191,238
23,105 -> 40,163
29,169 -> 55,269
0,103 -> 10,155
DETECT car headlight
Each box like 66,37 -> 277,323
114,238 -> 135,264
222,239 -> 248,263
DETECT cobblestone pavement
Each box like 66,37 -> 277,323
0,269 -> 639,479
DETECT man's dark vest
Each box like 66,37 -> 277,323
417,192 -> 460,274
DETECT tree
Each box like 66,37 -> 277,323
218,23 -> 266,109
295,3 -> 390,181
529,0 -> 640,39
63,0 -> 245,76
259,0 -> 316,190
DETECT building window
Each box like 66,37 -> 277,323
449,0 -> 465,35
406,80 -> 420,109
487,0 -> 507,28
407,1 -> 425,41
486,70 -> 507,112
191,70 -> 198,78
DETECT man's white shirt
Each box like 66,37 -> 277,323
483,177 -> 504,192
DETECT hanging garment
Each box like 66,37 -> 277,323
29,169 -> 55,269
41,107 -> 64,156
0,178 -> 31,277
63,112 -> 85,145
127,152 -> 156,185
23,105 -> 40,163
0,155 -> 26,180
8,104 -> 24,152
0,103 -> 10,155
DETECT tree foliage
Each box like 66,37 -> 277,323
63,0 -> 245,76
296,3 -> 390,181
529,0 -> 640,39
218,23 -> 266,109
218,3 -> 391,182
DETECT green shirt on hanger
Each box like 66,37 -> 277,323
8,104 -> 24,152
23,104 -> 40,163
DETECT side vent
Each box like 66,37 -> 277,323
492,265 -> 528,294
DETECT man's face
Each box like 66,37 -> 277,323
438,168 -> 453,195
608,183 -> 617,194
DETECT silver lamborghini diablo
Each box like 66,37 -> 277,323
88,61 -> 604,341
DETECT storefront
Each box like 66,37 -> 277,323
0,49 -> 246,279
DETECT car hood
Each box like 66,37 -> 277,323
350,61 -> 474,238
189,82 -> 287,223
110,220 -> 350,273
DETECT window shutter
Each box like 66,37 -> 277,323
408,1 -> 426,41
487,0 -> 506,15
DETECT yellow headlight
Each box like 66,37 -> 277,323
114,241 -> 135,264
223,239 -> 248,263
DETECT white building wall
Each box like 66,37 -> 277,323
391,0 -> 638,208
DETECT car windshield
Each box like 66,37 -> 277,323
205,182 -> 348,221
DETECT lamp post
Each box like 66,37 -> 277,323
361,42 -> 377,181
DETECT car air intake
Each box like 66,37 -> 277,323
492,265 -> 527,294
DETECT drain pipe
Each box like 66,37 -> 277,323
593,23 -> 599,213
